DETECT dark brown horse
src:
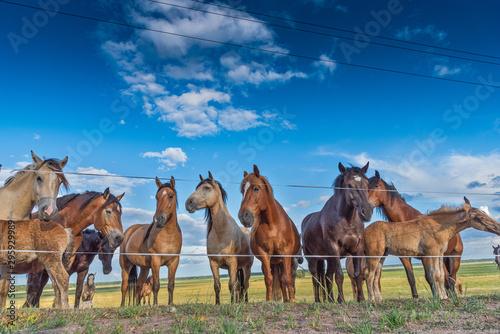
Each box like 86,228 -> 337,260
24,189 -> 124,307
238,165 -> 300,303
494,244 -> 500,270
367,171 -> 464,295
302,162 -> 374,303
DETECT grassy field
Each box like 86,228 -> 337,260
10,260 -> 500,308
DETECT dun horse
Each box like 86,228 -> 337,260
347,171 -> 464,297
365,197 -> 500,302
120,177 -> 182,306
186,172 -> 253,304
141,276 -> 153,305
24,189 -> 125,307
0,151 -> 68,221
302,162 -> 374,303
82,273 -> 96,303
238,165 -> 300,303
494,244 -> 500,270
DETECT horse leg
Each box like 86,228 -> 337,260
151,257 -> 161,306
135,268 -> 149,306
400,257 -> 418,298
40,256 -> 70,308
365,256 -> 380,302
374,255 -> 386,302
167,256 -> 179,305
242,264 -> 251,303
260,256 -> 273,302
332,258 -> 345,303
24,272 -> 42,308
283,256 -> 295,303
74,270 -> 87,308
209,259 -> 221,305
120,257 -> 133,307
422,257 -> 435,294
0,267 -> 11,308
308,258 -> 321,303
318,260 -> 326,302
271,263 -> 282,301
228,258 -> 239,303
352,255 -> 365,302
426,257 -> 441,299
33,271 -> 50,308
325,259 -> 336,302
437,256 -> 448,300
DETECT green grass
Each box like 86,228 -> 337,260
8,261 -> 500,308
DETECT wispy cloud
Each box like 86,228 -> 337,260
33,133 -> 41,140
434,64 -> 462,77
141,147 -> 188,170
396,24 -> 447,42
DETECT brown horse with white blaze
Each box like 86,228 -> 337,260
120,177 -> 182,306
238,165 -> 300,303
302,162 -> 374,303
364,197 -> 500,302
186,172 -> 253,304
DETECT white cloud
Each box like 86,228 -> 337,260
313,54 -> 337,79
396,24 -> 447,42
218,107 -> 266,131
66,166 -> 150,195
33,133 -> 41,140
318,195 -> 330,202
141,147 -> 188,170
119,120 -> 125,124
434,65 -> 461,77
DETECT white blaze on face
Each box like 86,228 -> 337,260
117,206 -> 121,213
49,172 -> 56,199
354,176 -> 362,182
162,190 -> 167,197
243,182 -> 251,198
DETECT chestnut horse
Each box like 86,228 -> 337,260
186,172 -> 253,304
365,197 -> 500,302
302,162 -> 374,303
120,177 -> 182,306
24,189 -> 125,307
0,151 -> 68,221
494,244 -> 500,270
347,170 -> 464,297
238,165 -> 300,303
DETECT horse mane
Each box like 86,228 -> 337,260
332,166 -> 367,194
143,181 -> 177,241
56,193 -> 80,210
79,191 -> 123,212
427,205 -> 464,216
4,158 -> 69,189
370,177 -> 406,221
197,179 -> 228,237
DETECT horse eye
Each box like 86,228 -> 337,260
204,186 -> 210,190
105,209 -> 112,215
36,176 -> 42,182
253,187 -> 259,192
169,195 -> 174,199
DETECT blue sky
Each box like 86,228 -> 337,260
1,0 -> 500,284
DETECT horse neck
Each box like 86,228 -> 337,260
0,173 -> 35,220
325,191 -> 356,221
210,201 -> 235,231
433,211 -> 471,237
58,198 -> 102,235
380,194 -> 422,222
151,211 -> 178,237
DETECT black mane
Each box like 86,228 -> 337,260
332,166 -> 366,194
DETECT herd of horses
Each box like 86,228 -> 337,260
0,151 -> 499,309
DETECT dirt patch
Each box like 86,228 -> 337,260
2,294 -> 500,333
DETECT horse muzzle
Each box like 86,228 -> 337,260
239,210 -> 254,228
153,214 -> 167,228
37,198 -> 58,221
103,264 -> 112,275
357,204 -> 373,222
185,198 -> 197,214
108,230 -> 124,249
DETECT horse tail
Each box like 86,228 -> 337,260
296,245 -> 304,265
62,228 -> 75,270
271,263 -> 282,301
127,265 -> 138,305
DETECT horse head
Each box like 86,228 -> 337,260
23,151 -> 69,220
368,170 -> 384,208
463,197 -> 500,236
92,188 -> 125,249
153,176 -> 177,228
238,164 -> 273,228
185,172 -> 227,213
336,162 -> 373,222
87,273 -> 96,286
97,231 -> 114,275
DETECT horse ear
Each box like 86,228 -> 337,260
361,162 -> 369,174
60,156 -> 68,168
155,177 -> 162,189
116,192 -> 125,201
103,187 -> 110,200
338,162 -> 346,174
464,196 -> 471,210
208,171 -> 214,180
375,170 -> 380,179
243,171 -> 248,177
253,165 -> 260,177
31,151 -> 43,165
170,176 -> 175,189
199,174 -> 204,181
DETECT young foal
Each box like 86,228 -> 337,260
302,162 -> 374,303
238,165 -> 301,303
141,276 -> 153,305
0,151 -> 68,221
120,177 -> 182,306
186,172 -> 253,304
82,273 -> 96,303
494,245 -> 500,270
365,197 -> 500,302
